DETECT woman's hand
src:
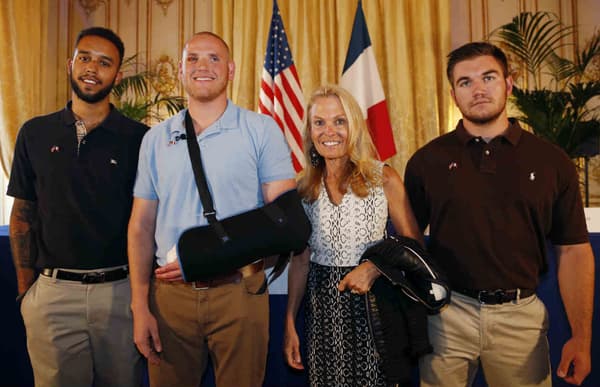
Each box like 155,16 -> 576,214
337,261 -> 381,295
283,323 -> 305,370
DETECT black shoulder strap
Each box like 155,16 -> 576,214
184,110 -> 230,243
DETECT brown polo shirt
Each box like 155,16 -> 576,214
404,119 -> 589,291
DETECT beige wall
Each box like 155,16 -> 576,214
450,0 -> 599,53
50,1 -> 599,116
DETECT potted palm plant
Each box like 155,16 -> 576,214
112,54 -> 185,124
489,11 -> 600,204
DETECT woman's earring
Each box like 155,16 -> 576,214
310,145 -> 322,167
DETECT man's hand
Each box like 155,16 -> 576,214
337,261 -> 380,295
555,243 -> 594,386
557,337 -> 591,386
154,261 -> 184,282
16,268 -> 36,298
132,308 -> 162,365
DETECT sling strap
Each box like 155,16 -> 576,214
183,110 -> 230,244
182,109 -> 288,292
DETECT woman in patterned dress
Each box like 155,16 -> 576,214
283,85 -> 422,386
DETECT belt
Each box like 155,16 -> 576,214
457,288 -> 535,304
168,260 -> 264,290
41,266 -> 129,284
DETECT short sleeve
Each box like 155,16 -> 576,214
549,155 -> 589,245
132,132 -> 158,200
257,115 -> 295,183
404,153 -> 430,232
7,125 -> 37,201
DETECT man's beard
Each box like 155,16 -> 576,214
460,98 -> 507,125
463,108 -> 504,125
70,74 -> 116,103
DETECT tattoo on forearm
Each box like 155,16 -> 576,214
9,199 -> 38,269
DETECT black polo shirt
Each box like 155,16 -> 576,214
404,119 -> 588,290
7,103 -> 148,269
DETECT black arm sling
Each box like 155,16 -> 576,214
177,110 -> 311,283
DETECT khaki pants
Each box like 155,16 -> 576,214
148,270 -> 269,387
420,291 -> 551,387
20,274 -> 142,387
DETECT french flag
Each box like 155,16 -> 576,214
340,0 -> 396,160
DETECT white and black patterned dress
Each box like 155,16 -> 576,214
302,162 -> 388,387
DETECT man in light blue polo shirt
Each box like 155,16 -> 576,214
127,31 -> 296,387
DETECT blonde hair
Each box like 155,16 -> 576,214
298,84 -> 381,202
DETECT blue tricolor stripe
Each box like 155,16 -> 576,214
342,0 -> 371,73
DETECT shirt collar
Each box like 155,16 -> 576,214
60,101 -> 123,134
169,100 -> 238,138
455,117 -> 522,146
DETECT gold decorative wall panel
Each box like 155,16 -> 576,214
9,0 -> 600,203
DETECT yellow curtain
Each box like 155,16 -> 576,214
213,0 -> 451,172
0,0 -> 48,176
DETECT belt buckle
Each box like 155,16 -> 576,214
492,289 -> 506,304
478,289 -> 505,304
192,281 -> 209,290
477,290 -> 488,304
81,272 -> 105,284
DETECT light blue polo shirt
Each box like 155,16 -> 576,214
133,101 -> 295,263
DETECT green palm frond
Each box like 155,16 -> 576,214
546,32 -> 600,83
110,54 -> 185,123
577,31 -> 600,77
511,87 -> 567,141
493,12 -> 600,158
511,85 -> 600,157
120,53 -> 142,68
113,72 -> 149,99
156,95 -> 186,116
566,82 -> 600,116
144,94 -> 186,121
114,99 -> 151,123
490,12 -> 573,83
546,51 -> 578,82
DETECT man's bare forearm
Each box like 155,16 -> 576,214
128,198 -> 159,313
556,243 -> 594,345
9,198 -> 38,294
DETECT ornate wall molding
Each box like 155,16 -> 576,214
152,55 -> 178,95
155,0 -> 175,16
78,0 -> 106,16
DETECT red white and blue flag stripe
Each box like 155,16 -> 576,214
340,0 -> 397,160
259,0 -> 305,172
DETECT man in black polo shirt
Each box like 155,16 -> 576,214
405,42 -> 594,387
7,27 -> 147,386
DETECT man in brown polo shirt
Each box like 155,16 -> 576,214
405,42 -> 594,387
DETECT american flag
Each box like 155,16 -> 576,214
259,0 -> 305,172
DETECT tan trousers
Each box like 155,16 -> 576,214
148,270 -> 269,387
20,274 -> 142,387
420,291 -> 552,387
